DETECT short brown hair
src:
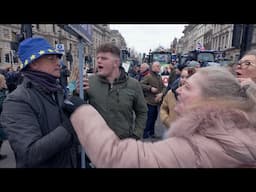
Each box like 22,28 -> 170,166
96,43 -> 120,58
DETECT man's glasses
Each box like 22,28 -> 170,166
43,55 -> 60,62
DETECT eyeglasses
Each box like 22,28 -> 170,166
42,55 -> 60,62
237,60 -> 256,69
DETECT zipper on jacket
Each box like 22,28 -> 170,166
116,89 -> 120,103
109,83 -> 113,90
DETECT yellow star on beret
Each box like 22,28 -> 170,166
30,55 -> 36,60
39,50 -> 45,55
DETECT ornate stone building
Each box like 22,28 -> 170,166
0,24 -> 113,70
176,24 -> 250,62
110,30 -> 126,49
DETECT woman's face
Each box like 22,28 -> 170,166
174,72 -> 203,115
235,54 -> 256,81
179,69 -> 189,86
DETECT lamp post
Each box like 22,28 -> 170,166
149,49 -> 152,63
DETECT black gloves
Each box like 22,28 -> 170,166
61,96 -> 85,144
61,113 -> 80,145
62,116 -> 74,135
62,96 -> 86,116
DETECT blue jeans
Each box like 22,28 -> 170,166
143,104 -> 158,138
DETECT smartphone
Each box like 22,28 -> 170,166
85,70 -> 94,78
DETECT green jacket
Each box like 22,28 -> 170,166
85,68 -> 147,139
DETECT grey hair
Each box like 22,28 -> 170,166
244,49 -> 256,58
196,66 -> 241,98
195,66 -> 256,112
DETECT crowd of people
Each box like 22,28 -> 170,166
1,36 -> 256,168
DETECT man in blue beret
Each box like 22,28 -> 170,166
0,37 -> 83,168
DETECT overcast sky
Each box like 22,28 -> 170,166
109,24 -> 186,54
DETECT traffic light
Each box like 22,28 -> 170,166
84,56 -> 88,63
142,53 -> 146,60
10,24 -> 33,52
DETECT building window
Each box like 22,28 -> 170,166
222,36 -> 225,49
11,31 -> 17,41
36,24 -> 40,30
53,24 -> 56,33
3,28 -> 10,39
226,34 -> 229,48
112,39 -> 116,45
5,53 -> 10,63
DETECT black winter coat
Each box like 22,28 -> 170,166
0,77 -> 78,168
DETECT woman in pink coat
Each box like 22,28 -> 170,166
71,66 -> 256,168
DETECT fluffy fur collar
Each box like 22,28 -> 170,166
164,105 -> 256,164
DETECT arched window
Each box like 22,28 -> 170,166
112,39 -> 116,45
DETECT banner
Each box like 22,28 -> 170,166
69,24 -> 93,44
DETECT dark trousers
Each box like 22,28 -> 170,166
143,104 -> 158,138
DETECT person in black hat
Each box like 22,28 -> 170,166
0,37 -> 83,168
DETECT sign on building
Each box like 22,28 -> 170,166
56,44 -> 65,54
68,24 -> 93,44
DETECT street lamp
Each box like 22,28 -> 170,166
149,49 -> 152,63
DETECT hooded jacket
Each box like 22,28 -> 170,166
85,67 -> 147,139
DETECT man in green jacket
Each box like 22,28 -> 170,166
79,43 -> 147,139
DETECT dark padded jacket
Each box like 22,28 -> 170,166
0,77 -> 78,168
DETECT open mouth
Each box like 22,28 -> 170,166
98,66 -> 103,70
236,71 -> 242,76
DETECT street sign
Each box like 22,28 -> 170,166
56,44 -> 65,54
122,61 -> 131,73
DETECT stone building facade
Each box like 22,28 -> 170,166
176,24 -> 256,63
0,24 -> 116,71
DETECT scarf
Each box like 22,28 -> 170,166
22,70 -> 62,93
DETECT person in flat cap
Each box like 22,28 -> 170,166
0,37 -> 83,168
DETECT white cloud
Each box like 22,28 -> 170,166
110,24 -> 186,54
